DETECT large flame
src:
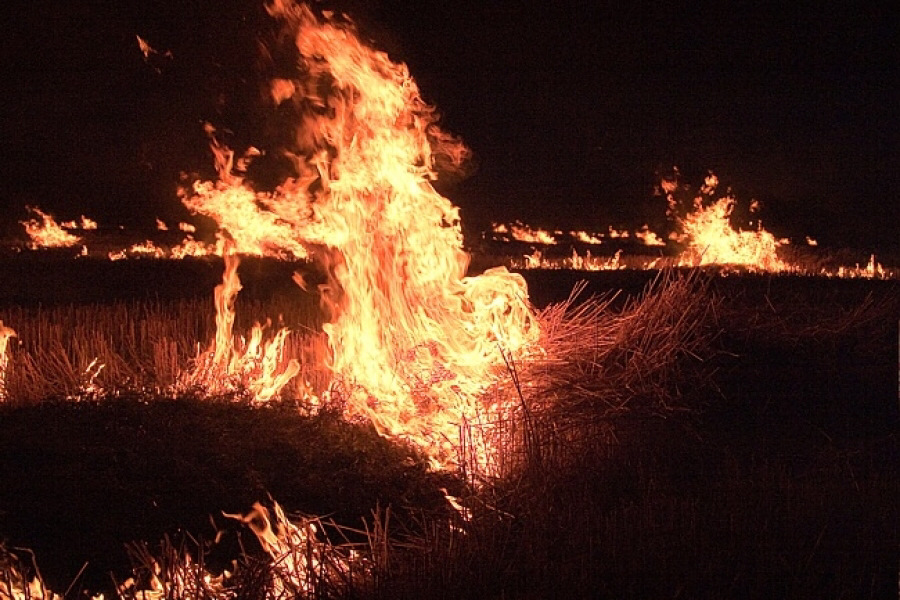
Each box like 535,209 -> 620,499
182,2 -> 539,470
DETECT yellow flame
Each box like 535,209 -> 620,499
677,195 -> 787,271
635,225 -> 665,247
571,230 -> 604,245
21,206 -> 82,249
183,3 -> 539,470
178,243 -> 301,403
60,216 -> 97,230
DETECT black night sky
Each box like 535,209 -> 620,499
2,0 -> 897,252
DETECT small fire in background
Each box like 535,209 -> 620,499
60,215 -> 98,231
664,170 -> 788,271
20,206 -> 83,250
635,225 -> 665,247
492,222 -> 559,245
572,230 -> 604,245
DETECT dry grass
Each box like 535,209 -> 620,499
472,270 -> 720,481
0,269 -> 896,599
0,294 -> 324,405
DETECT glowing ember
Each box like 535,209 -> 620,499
20,206 -> 82,249
182,2 -> 539,470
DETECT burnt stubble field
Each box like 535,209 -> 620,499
0,255 -> 898,599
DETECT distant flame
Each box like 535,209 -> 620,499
60,215 -> 98,230
635,225 -> 665,247
677,195 -> 787,271
572,230 -> 604,245
21,206 -> 82,249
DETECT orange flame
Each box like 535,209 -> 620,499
183,3 -> 539,470
635,225 -> 665,247
21,206 -> 82,249
178,243 -> 301,403
493,222 -> 558,245
676,195 -> 787,271
60,215 -> 98,230
571,230 -> 604,245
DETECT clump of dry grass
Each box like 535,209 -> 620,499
474,270 -> 720,480
117,503 -> 392,600
0,295 -> 324,405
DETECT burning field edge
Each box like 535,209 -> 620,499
1,268 -> 898,599
1,2 -> 898,598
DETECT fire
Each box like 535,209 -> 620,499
660,170 -> 789,271
0,321 -> 16,402
181,2 -> 539,470
676,195 -> 788,271
572,230 -> 604,245
492,222 -> 559,245
178,243 -> 301,403
60,215 -> 97,230
635,225 -> 665,247
20,206 -> 82,249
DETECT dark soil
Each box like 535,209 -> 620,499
0,400 -> 454,593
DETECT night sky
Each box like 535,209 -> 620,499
2,0 -> 897,251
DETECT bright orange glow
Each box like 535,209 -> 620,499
60,215 -> 98,230
178,243 -> 301,403
635,225 -> 665,247
21,206 -> 82,249
492,222 -> 558,245
181,2 -> 540,470
571,230 -> 604,245
676,195 -> 788,271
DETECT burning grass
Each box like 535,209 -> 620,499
1,269 -> 897,598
